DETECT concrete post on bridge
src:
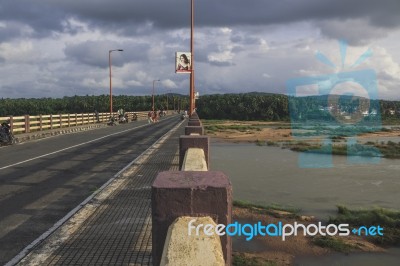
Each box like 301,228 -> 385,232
188,119 -> 202,127
185,113 -> 204,135
185,125 -> 204,135
151,171 -> 232,266
181,114 -> 208,168
179,135 -> 209,170
152,114 -> 232,265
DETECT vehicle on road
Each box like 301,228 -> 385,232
0,120 -> 15,145
107,116 -> 117,126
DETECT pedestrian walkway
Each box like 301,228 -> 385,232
14,120 -> 186,265
13,123 -> 107,144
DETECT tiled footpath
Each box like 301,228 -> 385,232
14,119 -> 186,266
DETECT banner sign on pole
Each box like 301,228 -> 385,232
175,52 -> 192,73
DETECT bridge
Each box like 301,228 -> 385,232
0,113 -> 232,265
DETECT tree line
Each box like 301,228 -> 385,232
2,93 -> 400,122
0,94 -> 189,116
195,93 -> 400,122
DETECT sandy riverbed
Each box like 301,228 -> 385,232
204,120 -> 400,143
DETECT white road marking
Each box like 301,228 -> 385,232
6,119 -> 184,266
0,124 -> 148,171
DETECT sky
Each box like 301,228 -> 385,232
0,0 -> 399,100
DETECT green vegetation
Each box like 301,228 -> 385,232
329,206 -> 400,246
233,253 -> 276,266
197,93 -> 289,121
205,124 -> 262,133
203,119 -> 265,136
3,93 -> 400,123
374,141 -> 400,158
233,200 -> 300,219
196,93 -> 400,123
255,140 -> 278,146
312,236 -> 357,253
0,94 -> 189,116
284,140 -> 400,159
291,125 -> 382,138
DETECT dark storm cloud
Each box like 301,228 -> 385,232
317,19 -> 389,45
64,41 -> 150,68
2,0 -> 399,40
0,1 -> 67,40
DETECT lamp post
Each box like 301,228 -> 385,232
166,90 -> 171,114
152,79 -> 160,112
109,49 -> 123,116
189,0 -> 195,115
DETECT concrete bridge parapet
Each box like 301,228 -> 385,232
152,114 -> 232,266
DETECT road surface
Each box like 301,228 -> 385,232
0,115 -> 181,264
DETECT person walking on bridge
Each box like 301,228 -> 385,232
148,111 -> 153,124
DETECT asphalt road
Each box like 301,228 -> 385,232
0,115 -> 181,265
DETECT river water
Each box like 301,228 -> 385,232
210,140 -> 400,264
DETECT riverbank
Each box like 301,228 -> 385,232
203,120 -> 400,143
204,120 -> 400,158
203,120 -> 400,265
231,201 -> 400,266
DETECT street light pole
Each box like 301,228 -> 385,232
152,79 -> 160,112
109,49 -> 123,116
166,90 -> 171,114
189,0 -> 195,115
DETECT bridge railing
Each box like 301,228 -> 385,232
0,111 -> 149,134
152,113 -> 232,266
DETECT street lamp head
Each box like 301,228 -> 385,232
117,49 -> 123,51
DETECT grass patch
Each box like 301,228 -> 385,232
255,140 -> 279,147
204,124 -> 262,134
266,140 -> 278,146
329,206 -> 400,246
292,125 -> 384,138
312,236 -> 356,253
285,142 -> 387,158
255,139 -> 265,146
228,125 -> 262,132
233,200 -> 300,219
374,140 -> 400,158
233,253 -> 276,266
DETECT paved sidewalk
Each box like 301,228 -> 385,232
12,119 -> 186,266
13,123 -> 107,143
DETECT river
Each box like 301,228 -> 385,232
210,139 -> 400,264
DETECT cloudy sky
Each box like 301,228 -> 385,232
0,0 -> 399,100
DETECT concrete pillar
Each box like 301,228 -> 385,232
190,112 -> 199,120
188,119 -> 202,127
152,171 -> 232,266
179,135 -> 209,170
185,126 -> 204,135
160,216 -> 225,266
